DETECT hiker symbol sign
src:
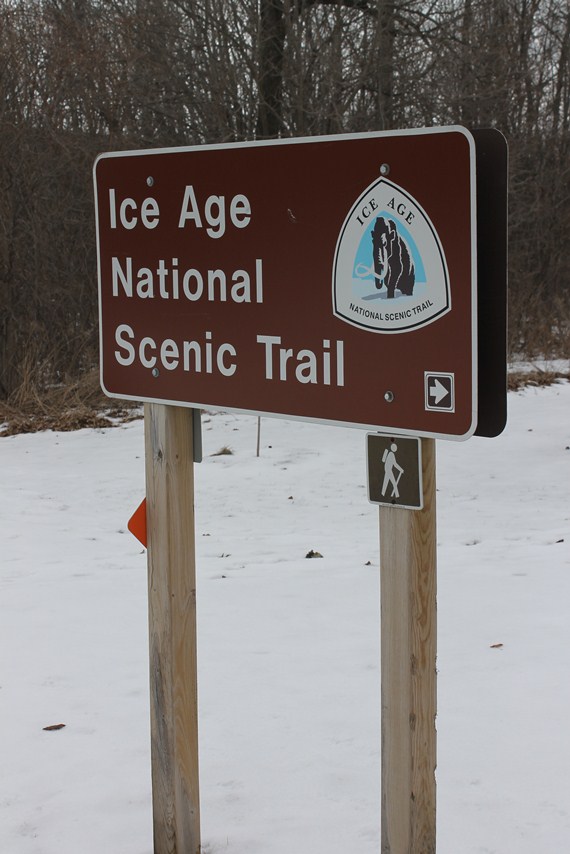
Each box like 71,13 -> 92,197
367,434 -> 423,510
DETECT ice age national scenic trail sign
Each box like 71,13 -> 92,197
94,126 -> 478,439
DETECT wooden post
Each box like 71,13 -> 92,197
380,437 -> 437,854
145,403 -> 201,854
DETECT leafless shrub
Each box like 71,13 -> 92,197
211,446 -> 234,456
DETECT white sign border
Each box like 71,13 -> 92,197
94,125 -> 477,441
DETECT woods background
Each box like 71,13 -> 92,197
0,0 -> 569,409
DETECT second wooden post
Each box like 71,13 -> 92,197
145,403 -> 201,854
380,437 -> 437,854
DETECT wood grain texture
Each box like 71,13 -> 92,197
145,404 -> 201,854
380,438 -> 437,854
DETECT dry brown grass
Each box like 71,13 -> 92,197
508,369 -> 570,392
0,368 -> 141,436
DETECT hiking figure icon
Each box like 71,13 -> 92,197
381,442 -> 404,499
367,434 -> 422,510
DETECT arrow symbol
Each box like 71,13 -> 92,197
429,378 -> 449,405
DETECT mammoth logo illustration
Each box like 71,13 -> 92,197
368,216 -> 415,298
332,177 -> 451,333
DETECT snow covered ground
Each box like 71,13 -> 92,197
1,379 -> 569,854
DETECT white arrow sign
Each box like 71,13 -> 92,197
429,378 -> 449,405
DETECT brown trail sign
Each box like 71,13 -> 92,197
95,127 -> 507,854
94,127 -> 493,440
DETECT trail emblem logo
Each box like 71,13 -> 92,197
332,177 -> 451,333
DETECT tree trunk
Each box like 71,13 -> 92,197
377,0 -> 394,130
256,0 -> 286,139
